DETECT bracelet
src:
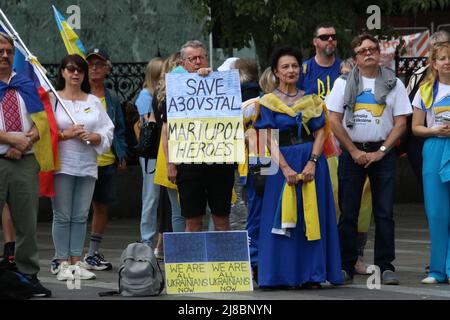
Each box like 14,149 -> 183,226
59,130 -> 65,141
308,153 -> 319,164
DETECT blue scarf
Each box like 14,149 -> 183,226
0,73 -> 44,114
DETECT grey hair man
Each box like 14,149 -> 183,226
163,40 -> 234,233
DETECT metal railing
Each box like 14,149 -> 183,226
395,56 -> 428,84
43,62 -> 147,104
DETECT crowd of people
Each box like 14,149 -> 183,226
0,20 -> 450,297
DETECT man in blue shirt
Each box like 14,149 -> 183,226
297,22 -> 341,99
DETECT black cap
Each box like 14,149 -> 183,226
86,48 -> 110,62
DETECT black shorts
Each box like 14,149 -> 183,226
92,164 -> 117,205
176,164 -> 235,218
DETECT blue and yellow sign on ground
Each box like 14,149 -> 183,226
163,231 -> 253,294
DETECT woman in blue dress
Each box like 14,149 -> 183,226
254,46 -> 342,288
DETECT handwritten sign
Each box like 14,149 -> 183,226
166,70 -> 245,164
164,231 -> 253,294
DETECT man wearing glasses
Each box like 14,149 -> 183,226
326,33 -> 411,285
163,40 -> 234,233
297,22 -> 341,100
83,48 -> 127,271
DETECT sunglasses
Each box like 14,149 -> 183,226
355,46 -> 379,56
316,34 -> 337,41
65,64 -> 84,73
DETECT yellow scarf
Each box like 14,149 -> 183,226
258,93 -> 326,240
419,80 -> 436,110
259,93 -> 331,138
275,174 -> 320,240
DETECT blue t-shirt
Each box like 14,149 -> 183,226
135,89 -> 153,116
297,57 -> 342,100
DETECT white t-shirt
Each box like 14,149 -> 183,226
0,72 -> 34,154
412,82 -> 450,128
53,94 -> 114,179
326,76 -> 412,142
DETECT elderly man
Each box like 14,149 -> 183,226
326,33 -> 412,285
83,48 -> 127,271
163,40 -> 234,232
0,32 -> 52,297
297,21 -> 341,99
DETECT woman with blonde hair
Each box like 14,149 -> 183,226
151,53 -> 185,257
134,57 -> 164,249
412,42 -> 450,284
259,67 -> 278,94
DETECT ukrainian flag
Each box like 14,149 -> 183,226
354,90 -> 385,117
433,95 -> 450,115
52,6 -> 86,59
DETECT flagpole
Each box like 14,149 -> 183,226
0,9 -> 90,143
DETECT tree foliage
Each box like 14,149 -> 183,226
184,0 -> 450,69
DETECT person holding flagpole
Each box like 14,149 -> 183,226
49,54 -> 114,281
0,31 -> 53,297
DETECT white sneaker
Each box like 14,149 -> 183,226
56,261 -> 74,281
422,276 -> 438,284
73,261 -> 96,280
154,248 -> 164,260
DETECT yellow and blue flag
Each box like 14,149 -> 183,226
0,22 -> 60,197
52,5 -> 86,58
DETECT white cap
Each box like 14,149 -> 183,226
217,57 -> 239,71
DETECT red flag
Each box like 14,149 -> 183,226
37,87 -> 59,197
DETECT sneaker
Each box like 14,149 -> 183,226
84,252 -> 112,271
28,275 -> 52,298
73,261 -> 96,280
154,248 -> 164,260
425,265 -> 430,275
382,270 -> 399,285
50,259 -> 61,275
341,270 -> 354,285
57,261 -> 74,281
422,276 -> 438,284
354,256 -> 369,275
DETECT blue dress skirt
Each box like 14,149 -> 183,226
254,104 -> 342,287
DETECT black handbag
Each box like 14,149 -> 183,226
135,120 -> 159,173
249,163 -> 270,197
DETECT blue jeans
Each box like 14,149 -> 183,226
139,157 -> 160,245
422,137 -> 450,282
52,174 -> 96,259
167,188 -> 185,232
338,149 -> 396,275
140,158 -> 185,239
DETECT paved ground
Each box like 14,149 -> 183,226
3,202 -> 450,301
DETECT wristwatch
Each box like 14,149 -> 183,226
379,145 -> 388,153
309,154 -> 319,164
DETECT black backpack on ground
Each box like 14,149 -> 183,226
0,263 -> 34,300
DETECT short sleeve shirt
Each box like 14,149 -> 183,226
412,82 -> 450,128
326,77 -> 412,142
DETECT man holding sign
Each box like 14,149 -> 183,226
162,40 -> 241,232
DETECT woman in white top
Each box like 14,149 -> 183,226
50,54 -> 114,281
412,42 -> 450,284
